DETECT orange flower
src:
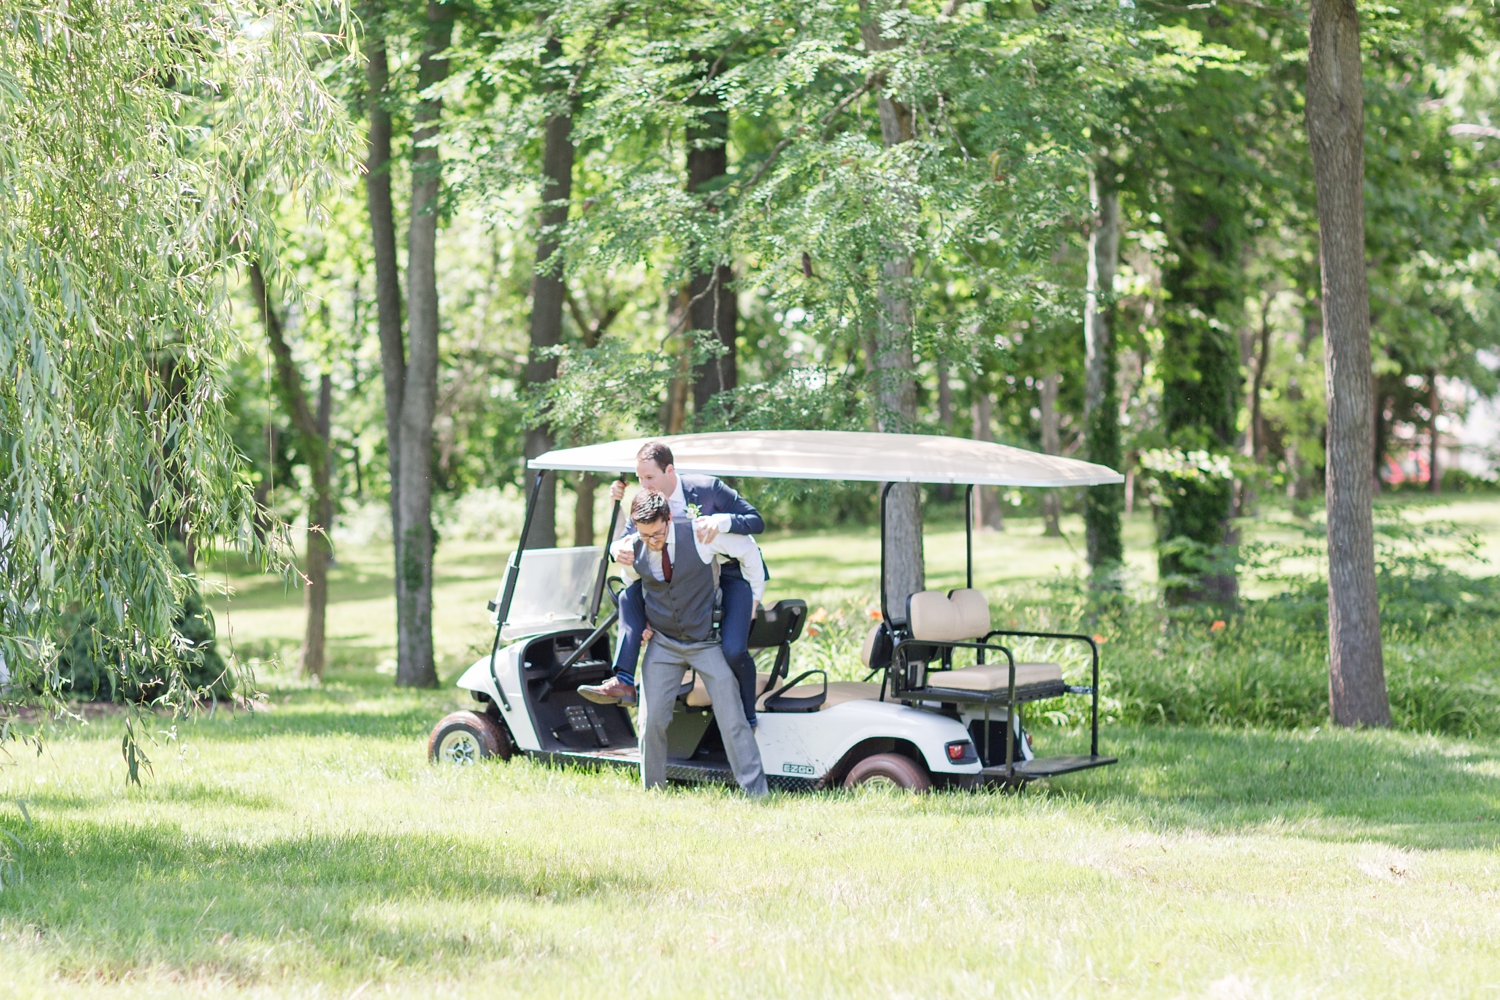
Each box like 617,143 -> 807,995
867,608 -> 883,621
809,607 -> 829,624
1210,620 -> 1226,632
1092,634 -> 1107,645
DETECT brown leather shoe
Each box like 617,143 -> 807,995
578,677 -> 637,707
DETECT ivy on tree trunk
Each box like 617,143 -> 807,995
1158,185 -> 1242,605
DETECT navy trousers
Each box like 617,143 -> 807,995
614,572 -> 758,725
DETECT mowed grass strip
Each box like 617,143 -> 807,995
3,668 -> 1500,998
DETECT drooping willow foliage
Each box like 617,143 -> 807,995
0,0 -> 352,739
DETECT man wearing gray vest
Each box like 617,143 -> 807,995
621,489 -> 768,796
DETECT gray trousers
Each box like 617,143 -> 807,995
639,633 -> 768,797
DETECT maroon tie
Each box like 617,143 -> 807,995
661,542 -> 673,582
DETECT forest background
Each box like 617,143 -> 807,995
4,0 -> 1500,725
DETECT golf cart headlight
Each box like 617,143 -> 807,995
946,740 -> 978,764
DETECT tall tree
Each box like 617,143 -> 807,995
970,386 -> 1003,531
364,17 -> 407,600
1306,0 -> 1389,726
861,0 -> 924,614
1039,372 -> 1063,537
523,32 -> 575,550
1083,163 -> 1123,572
250,262 -> 336,678
687,56 -> 738,415
392,1 -> 455,688
0,0 -> 349,742
1156,148 -> 1245,604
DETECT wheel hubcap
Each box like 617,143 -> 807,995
859,774 -> 901,789
439,729 -> 481,766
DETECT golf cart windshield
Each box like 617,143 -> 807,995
493,545 -> 602,641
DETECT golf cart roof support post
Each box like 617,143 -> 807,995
588,473 -> 628,623
964,484 -> 974,590
1090,637 -> 1100,758
879,481 -> 894,625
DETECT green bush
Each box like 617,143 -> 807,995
786,511 -> 1500,737
46,543 -> 231,703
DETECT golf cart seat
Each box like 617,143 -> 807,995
746,599 -> 807,649
780,680 -> 881,710
678,671 -> 881,711
896,589 -> 1067,703
677,599 -> 838,712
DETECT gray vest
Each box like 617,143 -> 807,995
635,519 -> 718,643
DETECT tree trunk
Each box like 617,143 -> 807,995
573,472 -> 596,546
1083,163 -> 1123,569
971,393 -> 1003,531
936,364 -> 954,502
364,24 -> 409,675
302,374 -> 334,678
1306,0 -> 1389,726
1429,372 -> 1441,493
248,263 -> 335,680
523,35 -> 573,551
1039,373 -> 1063,536
394,2 -> 453,689
861,3 -> 923,613
687,71 -> 737,417
1159,190 -> 1241,604
1251,294 -> 1272,462
662,327 -> 692,435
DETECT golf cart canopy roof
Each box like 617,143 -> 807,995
530,430 -> 1123,488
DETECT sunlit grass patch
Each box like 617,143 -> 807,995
13,497 -> 1495,996
5,675 -> 1500,997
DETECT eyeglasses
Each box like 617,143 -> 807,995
636,521 -> 670,542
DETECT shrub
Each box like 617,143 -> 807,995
46,543 -> 231,703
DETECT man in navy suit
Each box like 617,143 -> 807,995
579,440 -> 766,725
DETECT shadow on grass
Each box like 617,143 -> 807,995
18,783 -> 280,814
209,558 -> 498,615
185,704 -> 445,744
0,820 -> 641,978
1032,724 -> 1500,851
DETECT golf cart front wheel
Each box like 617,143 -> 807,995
429,711 -> 509,767
843,753 -> 931,793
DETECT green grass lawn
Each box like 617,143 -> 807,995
4,668 -> 1500,998
4,497 -> 1500,997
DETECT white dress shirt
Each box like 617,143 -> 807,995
613,519 -> 766,603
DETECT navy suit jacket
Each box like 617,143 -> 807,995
678,474 -> 764,536
620,474 -> 764,578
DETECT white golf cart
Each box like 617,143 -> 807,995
428,430 -> 1123,791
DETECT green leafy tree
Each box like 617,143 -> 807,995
0,1 -> 351,754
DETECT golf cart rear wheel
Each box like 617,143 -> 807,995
429,711 -> 508,766
843,753 -> 931,793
